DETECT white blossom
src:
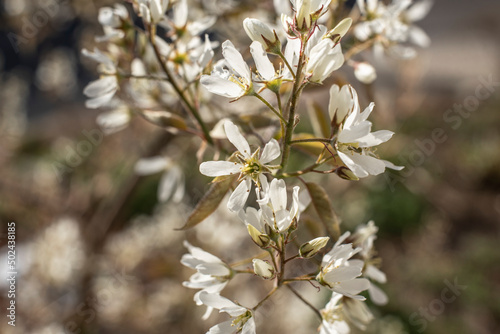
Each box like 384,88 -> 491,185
252,259 -> 274,279
320,292 -> 374,334
351,221 -> 389,305
97,4 -> 128,41
257,178 -> 301,233
201,40 -> 254,100
353,62 -> 377,84
134,156 -> 185,203
243,18 -> 279,52
283,25 -> 345,83
306,38 -> 344,83
96,104 -> 131,134
329,84 -> 354,126
355,0 -> 432,57
181,241 -> 233,320
335,86 -> 404,178
200,120 -> 280,212
317,232 -> 370,299
291,0 -> 331,30
198,292 -> 256,334
249,41 -> 285,93
82,48 -> 118,109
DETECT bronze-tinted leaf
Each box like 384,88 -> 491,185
177,175 -> 236,230
292,133 -> 327,158
305,182 -> 340,240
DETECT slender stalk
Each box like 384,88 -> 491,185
275,92 -> 285,138
254,93 -> 288,124
286,285 -> 322,320
111,72 -> 170,81
279,35 -> 308,173
277,234 -> 287,285
284,254 -> 300,263
235,269 -> 255,274
290,138 -> 332,144
148,25 -> 214,145
267,248 -> 279,275
252,286 -> 279,311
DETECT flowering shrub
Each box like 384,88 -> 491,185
83,0 -> 431,332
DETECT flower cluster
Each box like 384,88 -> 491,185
81,0 -> 431,333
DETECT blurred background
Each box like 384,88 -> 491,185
0,0 -> 499,333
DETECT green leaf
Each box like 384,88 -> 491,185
176,175 -> 236,230
305,182 -> 340,240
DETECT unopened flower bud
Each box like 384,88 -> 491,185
329,84 -> 354,127
335,166 -> 359,181
243,18 -> 281,54
295,0 -> 312,31
252,259 -> 274,279
247,224 -> 271,248
324,18 -> 352,43
354,62 -> 377,84
281,14 -> 296,37
299,237 -> 330,258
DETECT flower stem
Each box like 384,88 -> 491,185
252,286 -> 279,311
254,93 -> 288,125
149,25 -> 214,145
286,285 -> 322,320
290,138 -> 332,144
279,35 -> 308,173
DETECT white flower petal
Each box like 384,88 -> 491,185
250,41 -> 275,81
260,139 -> 280,163
96,108 -> 130,134
158,167 -> 182,202
183,241 -> 224,264
337,151 -> 369,178
227,179 -> 251,212
221,40 -> 251,80
409,25 -> 431,48
134,156 -> 169,175
343,152 -> 387,177
354,62 -> 377,84
196,263 -> 231,276
356,130 -> 394,147
269,178 -> 287,211
207,320 -> 234,334
405,0 -> 433,22
338,121 -> 372,143
242,317 -> 256,334
224,120 -> 252,158
323,265 -> 363,283
83,76 -> 117,97
383,159 -> 404,171
200,161 -> 241,177
368,282 -> 389,305
85,90 -> 117,109
334,278 -> 370,298
198,292 -> 241,313
329,84 -> 354,124
200,75 -> 245,98
365,264 -> 387,283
